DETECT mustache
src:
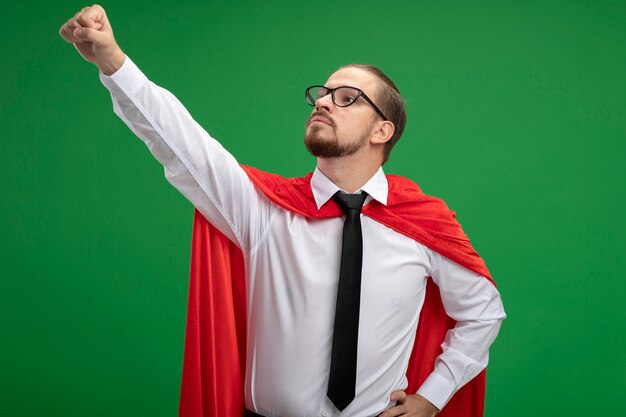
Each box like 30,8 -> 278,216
306,111 -> 335,127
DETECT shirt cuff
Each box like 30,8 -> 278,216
416,371 -> 457,411
99,55 -> 148,95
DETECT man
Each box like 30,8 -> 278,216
60,5 -> 505,417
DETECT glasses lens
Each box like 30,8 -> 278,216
333,87 -> 361,107
305,86 -> 328,106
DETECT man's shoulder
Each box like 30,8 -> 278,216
385,174 -> 454,215
240,165 -> 323,217
241,165 -> 312,185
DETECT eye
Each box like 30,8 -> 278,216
341,95 -> 356,105
336,88 -> 359,106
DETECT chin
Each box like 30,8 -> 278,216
305,135 -> 363,159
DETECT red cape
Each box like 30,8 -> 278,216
179,166 -> 495,417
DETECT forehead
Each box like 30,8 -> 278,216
325,67 -> 379,96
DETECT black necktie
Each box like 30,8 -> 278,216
327,191 -> 368,411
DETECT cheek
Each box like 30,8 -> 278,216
342,120 -> 368,139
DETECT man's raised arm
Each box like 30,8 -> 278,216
59,5 -> 271,251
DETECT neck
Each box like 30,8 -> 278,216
317,152 -> 382,193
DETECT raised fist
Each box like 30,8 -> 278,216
59,4 -> 125,74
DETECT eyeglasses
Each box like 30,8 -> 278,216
305,85 -> 388,121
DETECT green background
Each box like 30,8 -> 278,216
2,1 -> 624,416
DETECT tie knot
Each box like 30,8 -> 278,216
334,192 -> 367,214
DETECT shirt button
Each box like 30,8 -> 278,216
322,412 -> 329,417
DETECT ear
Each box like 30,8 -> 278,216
370,120 -> 395,145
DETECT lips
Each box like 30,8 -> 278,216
311,118 -> 330,125
308,115 -> 333,127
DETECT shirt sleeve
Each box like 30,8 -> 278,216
99,55 -> 273,251
416,249 -> 506,410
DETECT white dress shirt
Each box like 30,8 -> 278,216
100,56 -> 506,417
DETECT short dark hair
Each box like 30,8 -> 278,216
340,64 -> 406,164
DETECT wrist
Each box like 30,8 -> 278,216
97,48 -> 126,76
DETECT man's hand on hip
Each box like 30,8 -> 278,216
59,4 -> 125,75
379,391 -> 439,417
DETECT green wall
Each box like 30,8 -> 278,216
2,1 -> 624,416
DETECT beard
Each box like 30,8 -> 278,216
304,112 -> 372,158
304,127 -> 365,158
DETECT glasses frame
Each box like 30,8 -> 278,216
305,85 -> 388,121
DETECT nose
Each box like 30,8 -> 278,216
315,92 -> 334,113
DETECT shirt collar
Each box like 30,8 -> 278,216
310,166 -> 389,210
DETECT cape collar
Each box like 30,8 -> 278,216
311,166 -> 389,210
